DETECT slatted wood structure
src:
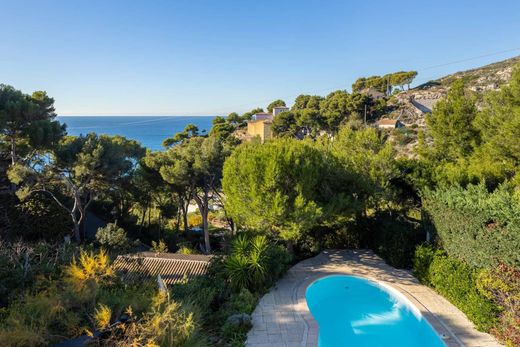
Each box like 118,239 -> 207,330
113,252 -> 213,286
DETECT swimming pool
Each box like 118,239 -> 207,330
306,275 -> 446,347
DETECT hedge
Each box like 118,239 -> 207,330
422,183 -> 520,268
413,245 -> 499,331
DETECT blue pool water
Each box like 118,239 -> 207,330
306,275 -> 445,347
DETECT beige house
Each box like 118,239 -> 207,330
247,119 -> 273,142
246,106 -> 289,143
377,118 -> 404,129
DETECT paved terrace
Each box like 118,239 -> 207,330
246,249 -> 502,347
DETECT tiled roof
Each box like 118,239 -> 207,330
112,252 -> 213,286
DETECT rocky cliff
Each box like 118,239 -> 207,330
389,55 -> 520,126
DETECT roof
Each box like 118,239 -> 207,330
377,118 -> 399,126
272,106 -> 289,109
254,112 -> 272,116
112,252 -> 213,286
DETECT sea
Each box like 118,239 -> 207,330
58,116 -> 216,151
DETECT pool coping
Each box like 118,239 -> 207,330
246,249 -> 502,347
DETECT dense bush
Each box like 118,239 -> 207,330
95,223 -> 129,251
413,244 -> 438,284
429,254 -> 498,331
170,237 -> 291,346
0,240 -> 78,306
0,247 -> 204,347
1,193 -> 72,241
367,213 -> 424,268
422,183 -> 520,268
413,245 -> 499,331
477,264 -> 520,346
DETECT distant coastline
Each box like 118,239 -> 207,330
58,115 -> 216,151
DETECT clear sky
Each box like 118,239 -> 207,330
2,0 -> 520,116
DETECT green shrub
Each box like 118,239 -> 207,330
429,254 -> 498,331
413,247 -> 499,332
413,244 -> 437,285
95,223 -> 129,251
0,241 -> 77,306
477,264 -> 520,346
367,213 -> 424,268
1,193 -> 72,242
229,288 -> 257,314
264,243 -> 293,284
150,239 -> 168,253
221,319 -> 252,344
422,183 -> 520,268
176,243 -> 199,255
320,222 -> 364,250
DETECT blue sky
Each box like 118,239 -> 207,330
1,0 -> 520,116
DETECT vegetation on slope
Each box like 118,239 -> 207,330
1,58 -> 520,346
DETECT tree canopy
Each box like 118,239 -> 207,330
222,138 -> 361,245
266,99 -> 286,113
9,133 -> 144,242
0,85 -> 65,164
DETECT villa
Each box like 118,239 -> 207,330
246,106 -> 289,142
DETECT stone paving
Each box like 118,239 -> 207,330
246,249 -> 502,347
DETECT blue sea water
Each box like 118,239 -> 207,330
58,116 -> 216,151
306,275 -> 445,347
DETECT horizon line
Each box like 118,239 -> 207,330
58,114 -> 218,117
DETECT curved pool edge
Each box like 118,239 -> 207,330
303,274 -> 448,346
245,249 -> 503,347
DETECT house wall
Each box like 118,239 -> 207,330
378,124 -> 396,129
247,121 -> 272,143
273,107 -> 289,116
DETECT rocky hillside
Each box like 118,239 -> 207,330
390,55 -> 520,126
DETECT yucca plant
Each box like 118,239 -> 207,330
225,234 -> 269,290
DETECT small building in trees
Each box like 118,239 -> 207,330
246,107 -> 288,143
377,118 -> 404,129
252,112 -> 273,121
247,119 -> 273,143
272,106 -> 289,116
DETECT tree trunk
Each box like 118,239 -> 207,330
10,137 -> 16,165
139,200 -> 148,232
175,207 -> 181,232
182,200 -> 189,233
71,213 -> 81,243
193,189 -> 211,253
202,206 -> 210,252
79,208 -> 86,241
